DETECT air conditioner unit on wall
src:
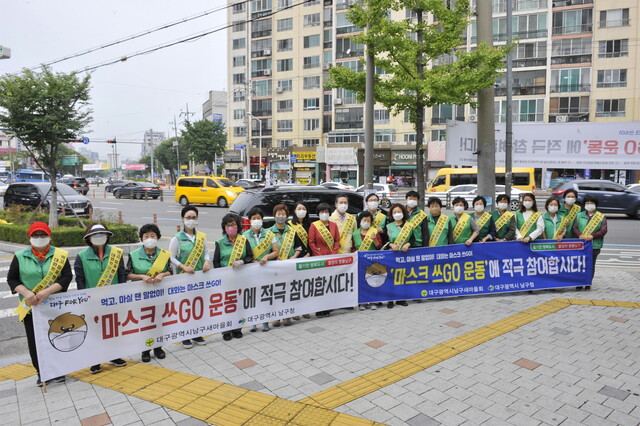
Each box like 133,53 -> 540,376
276,87 -> 284,93
556,115 -> 568,123
469,114 -> 477,122
334,98 -> 343,105
322,62 -> 332,70
263,49 -> 271,56
263,69 -> 271,76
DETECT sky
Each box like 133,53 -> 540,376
1,0 -> 228,162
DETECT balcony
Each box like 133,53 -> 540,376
495,85 -> 546,96
599,19 -> 630,28
549,113 -> 589,122
549,83 -> 590,93
512,57 -> 548,68
552,24 -> 593,35
493,0 -> 548,13
550,54 -> 591,65
432,116 -> 465,125
552,0 -> 593,7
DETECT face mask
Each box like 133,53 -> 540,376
523,201 -> 534,209
337,204 -> 348,213
251,219 -> 263,230
367,201 -> 379,210
453,206 -> 464,214
585,203 -> 596,212
295,209 -> 307,218
547,205 -> 558,214
361,221 -> 371,230
393,212 -> 404,221
497,202 -> 508,210
565,197 -> 576,206
226,226 -> 238,236
406,199 -> 418,208
90,235 -> 108,246
319,213 -> 330,221
184,219 -> 197,229
142,238 -> 158,249
275,217 -> 287,225
474,205 -> 484,213
30,237 -> 50,248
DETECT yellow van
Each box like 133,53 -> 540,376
174,176 -> 244,207
428,167 -> 536,192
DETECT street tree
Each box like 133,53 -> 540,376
0,66 -> 92,226
154,138 -> 179,184
181,119 -> 226,174
328,0 -> 508,207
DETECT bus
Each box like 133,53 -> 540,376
15,169 -> 50,182
428,167 -> 536,192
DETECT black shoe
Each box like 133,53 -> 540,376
36,377 -> 43,387
52,376 -> 65,383
153,347 -> 166,359
324,311 -> 331,317
192,337 -> 206,346
315,312 -> 323,318
109,358 -> 127,367
387,302 -> 394,309
397,301 -> 408,306
141,351 -> 151,363
222,332 -> 232,341
182,339 -> 193,349
90,364 -> 101,374
232,330 -> 243,339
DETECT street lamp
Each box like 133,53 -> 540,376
247,113 -> 263,181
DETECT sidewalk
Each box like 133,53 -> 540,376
0,267 -> 638,425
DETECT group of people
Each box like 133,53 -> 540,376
7,188 -> 606,387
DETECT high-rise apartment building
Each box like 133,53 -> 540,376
141,130 -> 165,158
226,0 -> 639,186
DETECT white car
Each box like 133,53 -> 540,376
427,184 -> 524,210
320,181 -> 355,191
355,183 -> 399,208
0,181 -> 8,196
626,183 -> 640,194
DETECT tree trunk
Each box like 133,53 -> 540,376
415,9 -> 427,210
49,173 -> 59,228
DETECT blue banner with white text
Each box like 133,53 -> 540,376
358,240 -> 593,303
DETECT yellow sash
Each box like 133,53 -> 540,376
252,230 -> 275,260
394,222 -> 414,247
519,212 -> 541,237
452,213 -> 470,241
184,231 -> 205,269
556,204 -> 580,238
96,247 -> 123,287
476,212 -> 491,229
227,235 -> 247,266
359,228 -> 378,251
429,215 -> 449,247
495,211 -> 514,231
146,249 -> 171,278
313,220 -> 334,249
339,214 -> 356,248
409,209 -> 427,228
15,248 -> 68,322
278,229 -> 296,260
288,221 -> 309,247
372,211 -> 386,229
582,211 -> 604,237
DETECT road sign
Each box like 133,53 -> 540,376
234,144 -> 245,150
82,137 -> 90,144
290,154 -> 297,163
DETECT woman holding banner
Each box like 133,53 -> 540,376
449,197 -> 479,246
542,197 -> 566,241
8,222 -> 72,387
288,202 -> 311,258
426,197 -> 453,246
491,195 -> 516,241
385,204 -> 415,308
75,223 -> 127,374
353,211 -> 384,311
515,193 -> 544,243
559,189 -> 580,238
213,213 -> 254,339
169,205 -> 211,349
126,224 -> 172,362
573,194 -> 608,288
308,203 -> 340,317
471,196 -> 496,243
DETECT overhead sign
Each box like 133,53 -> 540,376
122,163 -> 147,171
446,120 -> 640,169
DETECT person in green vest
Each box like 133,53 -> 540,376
405,190 -> 429,247
7,222 -> 72,387
573,195 -> 608,288
449,197 -> 479,246
353,210 -> 384,311
542,197 -> 567,241
471,196 -> 496,243
515,193 -> 544,243
126,224 -> 172,363
426,197 -> 453,246
289,202 -> 311,258
169,205 -> 211,349
384,203 -> 416,309
359,193 -> 388,245
75,223 -> 127,374
213,213 -> 254,340
559,189 -> 580,238
491,194 -> 516,241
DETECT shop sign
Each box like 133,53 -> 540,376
268,147 -> 291,161
326,147 -> 357,165
292,152 -> 316,162
224,150 -> 243,162
392,151 -> 417,165
357,149 -> 390,166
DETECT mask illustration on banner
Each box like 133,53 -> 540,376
48,313 -> 88,352
364,262 -> 388,288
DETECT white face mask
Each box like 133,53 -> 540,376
547,205 -> 558,214
295,209 -> 307,218
565,197 -> 576,206
337,203 -> 348,213
497,202 -> 508,211
474,205 -> 484,213
367,201 -> 379,210
251,219 -> 263,230
319,212 -> 330,221
585,203 -> 596,212
142,238 -> 158,249
393,212 -> 404,221
90,235 -> 108,246
360,221 -> 371,230
453,206 -> 464,214
523,201 -> 534,209
184,219 -> 197,229
30,236 -> 50,248
406,199 -> 418,208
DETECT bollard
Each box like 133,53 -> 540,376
92,190 -> 95,198
153,214 -> 157,225
89,210 -> 93,221
104,191 -> 106,199
118,211 -> 123,224
144,191 -> 148,201
61,207 -> 66,217
160,193 -> 164,202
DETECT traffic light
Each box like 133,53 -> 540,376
107,138 -> 117,144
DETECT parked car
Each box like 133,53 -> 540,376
57,176 -> 89,195
174,176 -> 244,207
86,177 -> 105,185
113,182 -> 163,200
552,179 -> 640,219
355,183 -> 399,208
3,182 -> 92,217
320,181 -> 355,191
229,185 -> 364,229
427,184 -> 525,210
234,179 -> 263,189
105,179 -> 133,193
0,181 -> 8,196
626,183 -> 640,194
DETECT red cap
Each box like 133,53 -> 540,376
28,222 -> 51,237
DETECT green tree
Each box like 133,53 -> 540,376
154,138 -> 179,183
0,66 -> 92,226
328,0 -> 508,207
181,119 -> 226,173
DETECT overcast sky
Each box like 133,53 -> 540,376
1,0 -> 227,161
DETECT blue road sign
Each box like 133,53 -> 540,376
82,137 -> 90,144
234,144 -> 245,150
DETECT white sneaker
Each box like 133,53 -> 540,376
370,304 -> 378,310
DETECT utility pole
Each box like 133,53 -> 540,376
179,104 -> 195,175
364,22 -> 375,202
505,0 -> 514,197
476,0 -> 496,207
149,128 -> 155,184
170,115 -> 181,181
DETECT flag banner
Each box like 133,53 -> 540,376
358,241 -> 592,304
34,254 -> 357,381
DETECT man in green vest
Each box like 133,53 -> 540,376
405,190 -> 429,247
573,195 -> 608,289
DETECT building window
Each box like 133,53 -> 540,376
232,56 -> 246,67
233,109 -> 246,120
233,126 -> 247,137
323,93 -> 332,112
303,76 -> 321,89
303,55 -> 321,69
277,18 -> 293,31
431,130 -> 446,141
277,100 -> 293,112
252,79 -> 272,97
597,69 -> 627,88
251,39 -> 272,58
233,73 -> 246,85
336,37 -> 365,59
551,37 -> 591,65
303,98 -> 320,111
232,2 -> 245,14
277,38 -> 293,51
277,79 -> 293,92
251,0 -> 272,15
550,68 -> 590,93
548,96 -> 590,121
251,99 -> 272,117
233,21 -> 246,32
251,58 -> 272,78
596,99 -> 625,117
518,99 -> 544,122
374,109 -> 390,124
375,132 -> 393,143
404,134 -> 417,144
277,120 -> 293,132
233,91 -> 246,102
552,9 -> 592,35
303,34 -> 321,48
600,9 -> 629,28
303,139 -> 319,147
277,139 -> 292,147
335,107 -> 363,129
304,0 -> 320,5
303,13 -> 321,27
431,105 -> 464,125
277,58 -> 293,72
598,39 -> 628,58
277,0 -> 292,9
252,18 -> 272,38
232,38 -> 246,50
303,119 -> 320,131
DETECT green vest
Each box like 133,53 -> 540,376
542,212 -> 564,240
558,202 -> 577,238
426,214 -> 450,246
576,211 -> 604,249
408,208 -> 425,246
77,245 -> 121,288
474,213 -> 492,240
15,247 -> 62,301
358,210 -> 387,230
270,224 -> 296,259
516,211 -> 538,238
491,210 -> 514,240
352,228 -> 377,251
128,247 -> 170,275
174,231 -> 205,271
243,228 -> 273,261
216,235 -> 247,266
449,214 -> 473,244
